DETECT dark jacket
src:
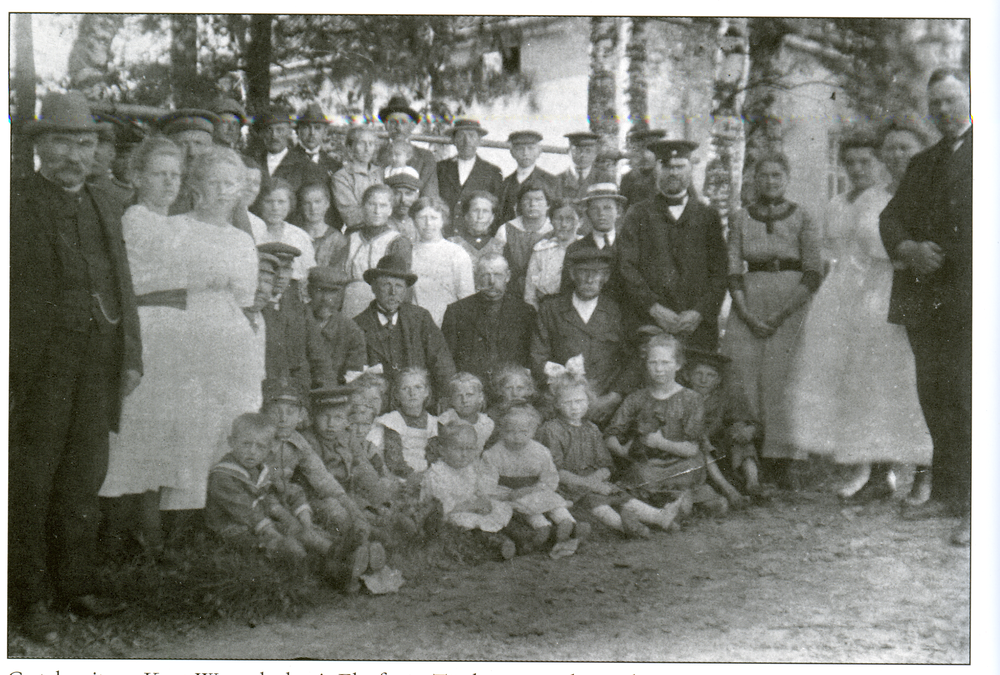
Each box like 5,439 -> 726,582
437,155 -> 504,228
353,301 -> 456,395
495,167 -> 562,232
261,280 -> 315,389
440,291 -> 537,384
308,310 -> 368,387
617,191 -> 728,349
376,143 -> 440,199
530,292 -> 630,397
10,173 -> 142,431
880,130 -> 972,328
558,233 -> 627,309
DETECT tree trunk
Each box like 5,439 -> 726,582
170,15 -> 199,108
587,17 -> 621,148
246,15 -> 273,117
67,14 -> 124,98
12,13 -> 36,181
625,17 -> 649,131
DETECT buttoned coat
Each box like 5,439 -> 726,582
437,155 -> 504,218
10,173 -> 142,431
353,301 -> 457,395
440,291 -> 537,384
617,191 -> 728,349
261,279 -> 315,388
530,292 -> 629,397
308,311 -> 368,386
880,130 -> 972,328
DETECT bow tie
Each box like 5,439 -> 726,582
663,194 -> 686,207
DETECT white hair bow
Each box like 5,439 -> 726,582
544,354 -> 586,383
344,363 -> 385,383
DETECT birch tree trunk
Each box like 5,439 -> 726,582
170,15 -> 199,108
625,17 -> 649,130
588,17 -> 621,148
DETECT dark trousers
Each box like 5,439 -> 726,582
8,324 -> 118,610
906,321 -> 972,512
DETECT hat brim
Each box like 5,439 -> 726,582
378,106 -> 420,124
449,127 -> 488,138
363,268 -> 417,287
579,194 -> 628,205
23,119 -> 99,136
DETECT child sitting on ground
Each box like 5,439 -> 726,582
679,349 -> 763,496
485,365 -> 546,446
538,369 -> 668,538
206,413 -> 333,567
438,372 -> 495,454
375,367 -> 439,475
483,402 -> 580,553
421,424 -> 517,562
606,334 -> 744,519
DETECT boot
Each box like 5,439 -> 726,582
905,467 -> 932,506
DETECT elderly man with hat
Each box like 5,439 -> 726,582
307,266 -> 368,387
375,95 -> 439,199
437,118 -> 503,234
210,97 -> 249,150
10,90 -> 143,640
617,139 -> 728,351
531,247 -> 632,423
496,129 -> 562,229
620,127 -> 667,209
559,131 -> 606,205
558,182 -> 628,307
256,242 -> 317,389
353,255 -> 456,398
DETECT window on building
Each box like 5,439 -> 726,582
827,131 -> 849,199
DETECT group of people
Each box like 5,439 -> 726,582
9,68 -> 972,645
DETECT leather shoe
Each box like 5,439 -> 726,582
949,514 -> 970,547
16,602 -> 59,644
900,499 -> 957,521
841,480 -> 895,504
67,594 -> 127,618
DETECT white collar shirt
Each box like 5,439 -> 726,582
457,156 -> 476,185
572,293 -> 599,324
267,147 -> 290,176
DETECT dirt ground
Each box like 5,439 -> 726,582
117,489 -> 970,664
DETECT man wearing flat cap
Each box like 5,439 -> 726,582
559,131 -> 606,205
618,139 -> 728,351
10,91 -> 143,641
307,266 -> 368,387
620,127 -> 667,209
496,129 -> 562,230
532,247 -> 632,423
385,169 -> 422,243
437,118 -> 503,234
353,255 -> 456,398
375,95 -> 439,199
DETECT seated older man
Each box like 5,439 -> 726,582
441,253 -> 537,386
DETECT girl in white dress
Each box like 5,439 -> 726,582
438,372 -> 495,454
410,197 -> 475,325
375,367 -> 439,474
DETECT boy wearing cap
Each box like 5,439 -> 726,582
437,119 -> 504,232
385,169 -> 422,243
375,95 -> 439,199
496,130 -> 562,229
307,266 -> 368,387
559,131 -> 603,205
257,242 -> 316,389
531,247 -> 630,423
618,139 -> 728,351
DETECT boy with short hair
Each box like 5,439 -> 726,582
385,169 -> 421,243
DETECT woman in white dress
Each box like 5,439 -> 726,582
254,177 -> 317,283
410,197 -> 476,325
787,130 -> 932,499
334,184 -> 413,319
523,199 -> 581,308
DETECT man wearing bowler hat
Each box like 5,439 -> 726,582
617,139 -> 728,351
307,266 -> 368,387
353,255 -> 456,397
559,131 -> 605,205
249,103 -> 298,183
496,129 -> 562,229
375,95 -> 439,199
437,118 -> 504,232
10,91 -> 143,641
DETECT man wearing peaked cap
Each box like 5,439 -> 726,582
437,118 -> 503,234
375,95 -> 439,200
559,131 -> 605,205
353,255 -> 456,398
255,242 -> 317,390
618,136 -> 728,350
306,266 -> 368,387
11,90 -> 143,640
385,168 -> 422,243
621,127 -> 667,209
159,108 -> 219,163
496,129 -> 561,231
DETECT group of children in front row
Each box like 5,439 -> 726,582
207,332 -> 763,591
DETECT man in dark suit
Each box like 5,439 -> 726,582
558,131 -> 605,206
10,91 -> 143,642
879,68 -> 972,546
617,140 -> 728,351
306,266 -> 368,387
496,130 -> 562,230
285,103 -> 344,229
559,182 -> 628,307
353,255 -> 456,399
532,248 -> 632,424
437,119 -> 503,236
441,253 -> 536,386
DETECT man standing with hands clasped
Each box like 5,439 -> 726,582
617,140 -> 727,350
879,68 -> 972,547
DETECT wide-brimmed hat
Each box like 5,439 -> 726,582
378,96 -> 420,124
159,109 -> 220,136
449,118 -> 489,138
210,97 -> 248,125
649,139 -> 699,162
297,102 -> 331,126
363,254 -> 417,287
24,91 -> 99,136
308,265 -> 351,290
565,246 -> 614,269
579,182 -> 627,205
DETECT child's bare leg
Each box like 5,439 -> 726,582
837,463 -> 871,498
706,458 -> 745,506
548,507 -> 576,542
741,457 -> 761,494
591,505 -> 623,531
623,498 -> 682,531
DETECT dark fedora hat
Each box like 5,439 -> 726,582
25,91 -> 99,135
253,103 -> 295,127
449,118 -> 489,137
378,96 -> 420,124
363,254 -> 417,287
297,102 -> 331,126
